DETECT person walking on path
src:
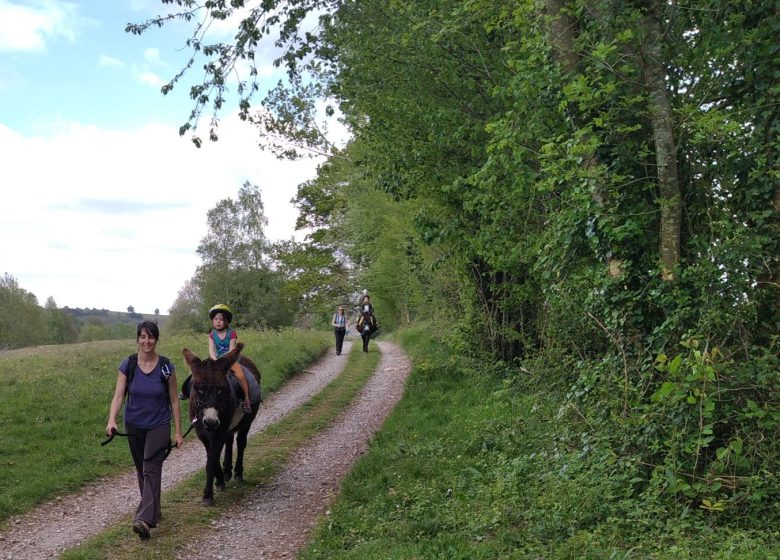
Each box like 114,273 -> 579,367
105,321 -> 183,541
331,305 -> 349,355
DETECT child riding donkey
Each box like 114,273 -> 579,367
180,304 -> 253,413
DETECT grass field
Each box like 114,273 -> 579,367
0,328 -> 330,523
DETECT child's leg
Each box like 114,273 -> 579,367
230,363 -> 252,412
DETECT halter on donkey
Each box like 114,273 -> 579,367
182,342 -> 262,506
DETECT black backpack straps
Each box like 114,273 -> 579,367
125,354 -> 173,399
124,353 -> 138,398
159,356 -> 172,383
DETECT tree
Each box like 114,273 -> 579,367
195,181 -> 278,326
0,273 -> 45,349
197,181 -> 269,270
43,296 -> 79,344
169,182 -> 295,330
167,279 -> 204,333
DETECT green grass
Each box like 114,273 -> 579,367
0,328 -> 330,523
298,326 -> 780,560
62,341 -> 381,559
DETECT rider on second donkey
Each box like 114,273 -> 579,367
356,294 -> 378,352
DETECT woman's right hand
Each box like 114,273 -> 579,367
106,420 -> 117,437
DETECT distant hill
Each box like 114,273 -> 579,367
63,307 -> 169,329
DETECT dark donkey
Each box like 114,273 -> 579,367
356,310 -> 377,353
182,342 -> 262,506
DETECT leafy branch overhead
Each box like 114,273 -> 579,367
126,0 -> 339,155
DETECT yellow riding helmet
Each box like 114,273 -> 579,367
208,304 -> 233,323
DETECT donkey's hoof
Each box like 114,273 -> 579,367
216,483 -> 226,492
235,474 -> 244,483
203,497 -> 214,507
224,471 -> 232,482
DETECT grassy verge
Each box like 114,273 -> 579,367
61,341 -> 380,559
299,326 -> 780,560
0,328 -> 330,523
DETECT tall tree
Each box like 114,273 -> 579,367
0,274 -> 45,348
196,181 -> 270,307
169,181 -> 294,329
43,296 -> 79,344
639,0 -> 682,280
167,278 -> 204,332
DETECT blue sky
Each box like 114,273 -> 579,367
1,1 -> 195,133
0,0 -> 339,314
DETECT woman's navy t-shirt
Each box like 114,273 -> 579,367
120,356 -> 174,429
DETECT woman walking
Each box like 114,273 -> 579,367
331,305 -> 349,355
105,321 -> 183,540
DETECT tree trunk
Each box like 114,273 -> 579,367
641,0 -> 682,281
543,0 -> 621,276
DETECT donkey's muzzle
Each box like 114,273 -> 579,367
202,408 -> 220,429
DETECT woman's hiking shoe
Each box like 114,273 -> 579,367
242,398 -> 252,413
133,520 -> 151,540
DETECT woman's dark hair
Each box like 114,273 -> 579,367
137,321 -> 160,340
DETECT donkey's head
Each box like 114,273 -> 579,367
182,343 -> 244,430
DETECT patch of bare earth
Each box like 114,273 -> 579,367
175,341 -> 411,560
1,338 -> 409,560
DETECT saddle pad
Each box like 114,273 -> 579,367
227,365 -> 262,404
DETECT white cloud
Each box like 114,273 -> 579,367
98,54 -> 125,68
143,47 -> 163,65
131,48 -> 170,87
0,115 -> 322,314
135,69 -> 166,87
0,0 -> 80,52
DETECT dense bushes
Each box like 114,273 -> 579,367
301,325 -> 778,558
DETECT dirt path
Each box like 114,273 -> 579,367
0,339 -> 391,560
175,341 -> 411,560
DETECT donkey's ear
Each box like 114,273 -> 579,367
182,348 -> 201,368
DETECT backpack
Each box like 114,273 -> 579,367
124,353 -> 173,399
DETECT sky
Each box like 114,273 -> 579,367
0,0 -> 340,314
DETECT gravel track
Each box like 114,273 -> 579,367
0,338 -> 408,560
174,341 -> 411,560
